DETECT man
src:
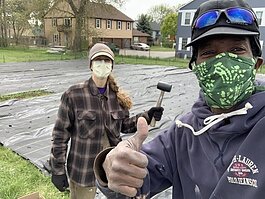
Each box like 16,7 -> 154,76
50,43 -> 164,199
93,0 -> 265,198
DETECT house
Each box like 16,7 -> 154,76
44,1 -> 134,49
150,21 -> 161,45
132,29 -> 151,44
134,21 -> 161,45
176,0 -> 265,60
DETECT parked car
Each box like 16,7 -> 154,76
131,43 -> 150,51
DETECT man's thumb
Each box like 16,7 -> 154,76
130,117 -> 149,151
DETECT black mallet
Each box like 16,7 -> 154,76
150,81 -> 172,127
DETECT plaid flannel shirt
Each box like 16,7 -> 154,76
50,77 -> 148,187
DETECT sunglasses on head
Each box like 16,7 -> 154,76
193,7 -> 256,29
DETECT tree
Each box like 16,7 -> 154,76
6,0 -> 33,45
0,0 -> 52,46
161,13 -> 178,40
0,0 -> 8,47
147,4 -> 174,24
30,0 -> 53,24
136,14 -> 152,36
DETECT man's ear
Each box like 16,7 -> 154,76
255,57 -> 264,70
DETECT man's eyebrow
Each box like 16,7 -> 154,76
198,42 -> 212,51
199,37 -> 248,50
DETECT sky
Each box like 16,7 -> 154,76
120,0 -> 191,20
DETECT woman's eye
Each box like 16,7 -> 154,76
104,59 -> 111,63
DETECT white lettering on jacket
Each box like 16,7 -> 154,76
227,155 -> 259,188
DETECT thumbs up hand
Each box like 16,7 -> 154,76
103,117 -> 149,197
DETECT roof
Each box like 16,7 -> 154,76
44,1 -> 134,22
150,22 -> 160,31
87,3 -> 134,21
132,29 -> 150,37
179,0 -> 204,10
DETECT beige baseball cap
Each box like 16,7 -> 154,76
88,43 -> 114,67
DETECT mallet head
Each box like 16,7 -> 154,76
157,81 -> 172,92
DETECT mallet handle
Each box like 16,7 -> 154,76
150,91 -> 165,127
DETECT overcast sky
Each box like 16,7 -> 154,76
120,0 -> 191,20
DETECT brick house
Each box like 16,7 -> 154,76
44,1 -> 134,49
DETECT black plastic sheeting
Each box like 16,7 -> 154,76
0,60 -> 200,197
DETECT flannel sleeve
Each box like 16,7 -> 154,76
50,92 -> 73,175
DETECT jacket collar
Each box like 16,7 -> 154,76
87,77 -> 110,98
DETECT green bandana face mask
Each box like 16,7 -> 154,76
193,52 -> 256,109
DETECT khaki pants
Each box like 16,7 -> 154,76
69,180 -> 96,199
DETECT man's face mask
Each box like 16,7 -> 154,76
193,52 -> 256,109
91,60 -> 112,79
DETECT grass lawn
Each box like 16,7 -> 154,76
115,55 -> 189,68
150,45 -> 175,51
0,46 -> 188,68
0,90 -> 53,102
0,146 -> 69,199
0,46 -> 87,63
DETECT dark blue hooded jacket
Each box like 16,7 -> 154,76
98,81 -> 265,199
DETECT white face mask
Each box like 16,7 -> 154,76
91,60 -> 112,79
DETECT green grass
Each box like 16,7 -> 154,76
0,146 -> 69,199
150,46 -> 175,51
0,90 -> 54,102
115,55 -> 189,68
0,46 -> 188,67
0,46 -> 87,63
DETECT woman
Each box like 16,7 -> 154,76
50,43 -> 164,199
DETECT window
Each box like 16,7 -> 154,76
178,37 -> 191,51
96,19 -> 101,29
53,34 -> 59,43
64,18 -> 72,27
180,10 -> 195,26
256,11 -> 263,25
52,18 -> 57,27
117,21 -> 122,30
107,20 -> 112,29
127,22 -> 131,30
181,38 -> 188,50
184,13 -> 191,25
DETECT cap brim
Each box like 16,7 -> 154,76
186,27 -> 259,47
91,51 -> 114,60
